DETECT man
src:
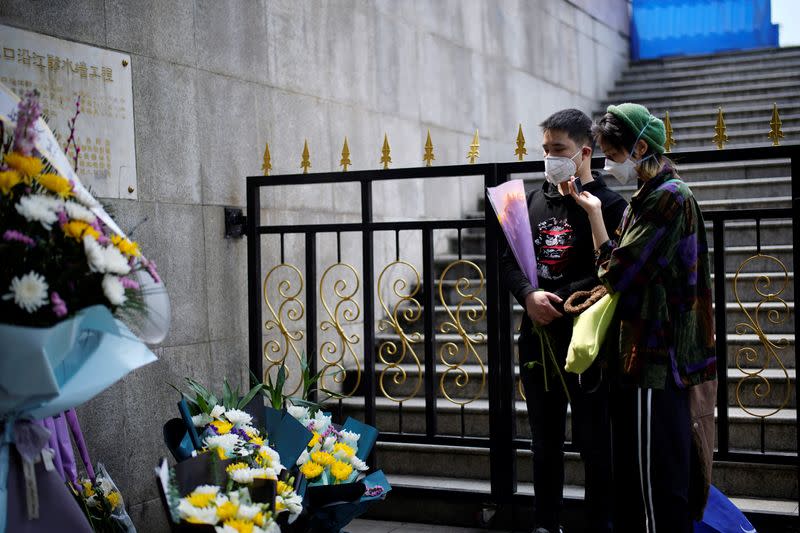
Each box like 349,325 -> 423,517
500,109 -> 627,533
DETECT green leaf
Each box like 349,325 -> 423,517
318,387 -> 345,399
237,384 -> 263,410
223,379 -> 234,409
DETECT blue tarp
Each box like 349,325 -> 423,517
631,0 -> 779,60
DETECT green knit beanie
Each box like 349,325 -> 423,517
607,103 -> 666,154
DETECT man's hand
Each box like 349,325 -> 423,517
524,290 -> 563,326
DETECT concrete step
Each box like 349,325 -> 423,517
666,114 -> 800,137
381,474 -> 799,524
361,359 -> 796,409
601,90 -> 800,114
644,104 -> 800,126
613,70 -> 800,95
606,79 -> 800,104
371,441 -> 798,500
621,46 -> 800,76
343,390 -> 798,451
372,330 -> 796,370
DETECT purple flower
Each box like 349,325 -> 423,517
3,229 -> 36,247
57,210 -> 68,226
120,277 -> 140,290
13,91 -> 42,156
144,259 -> 162,284
97,235 -> 110,245
365,486 -> 384,497
50,292 -> 68,318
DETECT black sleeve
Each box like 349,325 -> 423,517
499,192 -> 536,307
603,192 -> 628,240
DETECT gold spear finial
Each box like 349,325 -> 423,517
380,133 -> 391,169
423,129 -> 435,167
467,129 -> 480,164
515,124 -> 527,161
340,137 -> 351,171
301,139 -> 311,174
663,112 -> 675,153
712,107 -> 728,150
261,142 -> 272,175
768,103 -> 784,146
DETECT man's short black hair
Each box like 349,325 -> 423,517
539,108 -> 594,149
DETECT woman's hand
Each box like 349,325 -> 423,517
568,177 -> 602,214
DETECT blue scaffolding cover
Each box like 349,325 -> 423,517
632,0 -> 779,60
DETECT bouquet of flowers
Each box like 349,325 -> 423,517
0,85 -> 163,533
72,463 -> 136,533
486,179 -> 569,400
156,459 -> 282,533
163,377 -> 304,524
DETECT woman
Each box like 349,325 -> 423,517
567,103 -> 717,533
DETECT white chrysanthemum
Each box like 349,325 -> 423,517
334,449 -> 353,462
214,492 -> 231,507
71,185 -> 99,208
210,405 -> 225,419
215,525 -> 238,533
101,244 -> 131,275
259,445 -> 281,467
279,492 -> 303,515
312,410 -> 332,433
15,194 -> 59,229
224,408 -> 252,428
192,413 -> 213,427
241,424 -> 259,436
83,235 -> 106,272
339,429 -> 360,448
97,476 -> 115,494
296,449 -> 309,465
229,468 -> 256,485
192,485 -> 220,495
64,201 -> 96,223
102,274 -> 126,306
204,433 -> 240,456
236,503 -> 262,521
287,405 -> 309,422
178,501 -> 218,524
322,435 -> 336,452
4,271 -> 48,313
350,456 -> 369,472
259,520 -> 281,533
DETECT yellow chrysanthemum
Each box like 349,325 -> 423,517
275,500 -> 286,512
186,491 -> 216,508
253,512 -> 266,527
5,152 -> 43,179
311,451 -> 335,466
308,432 -> 321,448
223,518 -> 254,533
81,480 -> 95,498
210,420 -> 233,434
277,481 -> 291,495
216,500 -> 239,521
248,434 -> 264,446
226,462 -> 248,474
36,173 -> 72,198
215,446 -> 228,460
0,170 -> 22,196
106,491 -> 121,509
300,461 -> 323,479
62,220 -> 100,241
110,234 -> 141,257
333,442 -> 355,458
330,460 -> 353,482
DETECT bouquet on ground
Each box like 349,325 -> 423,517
0,85 -> 166,532
162,377 -> 304,524
156,459 -> 282,533
486,179 -> 569,400
286,406 -> 390,533
72,463 -> 136,533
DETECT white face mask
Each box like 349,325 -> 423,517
544,149 -> 583,185
603,118 -> 656,185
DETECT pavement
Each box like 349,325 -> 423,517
348,519 -> 513,532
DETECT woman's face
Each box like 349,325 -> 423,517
598,137 -> 629,163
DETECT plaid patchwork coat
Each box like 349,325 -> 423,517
596,162 -> 717,389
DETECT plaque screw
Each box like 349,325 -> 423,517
122,59 -> 129,67
127,186 -> 134,193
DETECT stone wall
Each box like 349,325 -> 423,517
0,1 -> 629,529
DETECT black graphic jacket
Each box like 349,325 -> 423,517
500,172 -> 628,342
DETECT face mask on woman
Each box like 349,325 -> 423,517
604,118 -> 656,185
544,149 -> 583,185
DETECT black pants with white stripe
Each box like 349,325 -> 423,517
610,379 -> 692,533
